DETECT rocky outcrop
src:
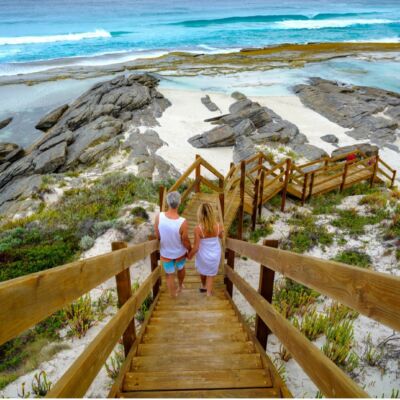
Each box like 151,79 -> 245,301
294,78 -> 400,147
201,95 -> 220,112
0,73 -> 172,215
331,143 -> 379,158
35,104 -> 69,131
0,117 -> 12,130
188,96 -> 321,161
123,128 -> 179,181
321,134 -> 339,144
0,143 -> 24,165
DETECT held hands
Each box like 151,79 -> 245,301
187,249 -> 195,260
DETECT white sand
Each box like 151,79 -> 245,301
156,89 -> 233,176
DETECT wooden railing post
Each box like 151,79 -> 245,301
159,185 -> 165,212
225,248 -> 235,297
251,178 -> 260,231
258,169 -> 265,217
340,162 -> 349,192
195,154 -> 201,192
309,172 -> 315,198
112,241 -> 136,357
281,158 -> 291,212
301,173 -> 309,205
391,170 -> 397,188
219,176 -> 224,219
370,155 -> 379,188
255,239 -> 278,349
238,160 -> 246,240
148,236 -> 161,298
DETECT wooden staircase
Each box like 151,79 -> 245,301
0,150 -> 398,399
118,287 -> 283,397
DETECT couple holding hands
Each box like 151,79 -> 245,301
154,191 -> 223,297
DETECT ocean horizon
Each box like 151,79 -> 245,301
1,0 -> 400,76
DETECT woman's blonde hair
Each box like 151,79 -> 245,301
197,203 -> 217,235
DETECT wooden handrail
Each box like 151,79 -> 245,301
0,240 -> 159,346
225,265 -> 368,398
48,266 -> 161,398
226,238 -> 400,331
168,157 -> 202,192
181,179 -> 197,203
377,167 -> 393,181
379,157 -> 396,173
199,157 -> 225,181
199,175 -> 223,193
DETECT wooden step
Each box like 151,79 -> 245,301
136,341 -> 256,356
152,309 -> 235,318
119,387 -> 280,397
142,328 -> 247,343
149,316 -> 238,325
155,301 -> 231,311
123,369 -> 272,391
131,354 -> 262,372
145,321 -> 242,334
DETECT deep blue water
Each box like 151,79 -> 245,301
0,0 -> 400,75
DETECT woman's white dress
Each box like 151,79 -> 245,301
195,225 -> 221,277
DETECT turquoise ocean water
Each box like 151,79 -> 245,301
0,0 -> 400,76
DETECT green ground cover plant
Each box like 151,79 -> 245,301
332,250 -> 372,268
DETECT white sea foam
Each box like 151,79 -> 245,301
275,18 -> 394,30
347,37 -> 400,43
0,29 -> 111,46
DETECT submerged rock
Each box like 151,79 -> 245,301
0,117 -> 13,130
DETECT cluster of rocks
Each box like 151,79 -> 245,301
188,92 -> 327,162
0,73 -> 174,215
295,78 -> 400,151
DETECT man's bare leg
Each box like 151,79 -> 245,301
166,273 -> 177,297
177,267 -> 185,292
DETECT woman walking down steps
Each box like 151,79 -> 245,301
189,202 -> 224,296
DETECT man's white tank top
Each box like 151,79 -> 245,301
159,212 -> 187,259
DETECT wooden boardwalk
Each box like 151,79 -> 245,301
0,149 -> 398,398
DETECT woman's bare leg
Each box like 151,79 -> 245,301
200,274 -> 207,289
206,276 -> 214,296
166,273 -> 177,297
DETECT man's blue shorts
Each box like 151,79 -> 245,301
161,258 -> 186,274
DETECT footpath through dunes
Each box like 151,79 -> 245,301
0,150 -> 398,398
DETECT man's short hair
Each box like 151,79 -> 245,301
166,191 -> 181,209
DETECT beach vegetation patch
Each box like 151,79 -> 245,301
332,249 -> 372,268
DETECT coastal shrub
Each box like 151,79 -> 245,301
309,191 -> 343,215
0,227 -> 78,282
342,182 -> 383,196
0,310 -> 67,389
332,250 -> 372,268
322,319 -> 358,371
325,302 -> 359,323
95,289 -> 116,320
273,279 -> 319,319
284,211 -> 333,253
249,218 -> 273,243
65,295 -> 95,338
31,370 -> 52,397
383,206 -> 400,240
130,206 -> 149,221
331,208 -> 389,235
267,195 -> 282,210
0,173 -> 159,283
105,346 -> 124,379
293,309 -> 328,341
359,192 -> 388,211
79,235 -> 95,251
17,382 -> 31,398
363,334 -> 383,367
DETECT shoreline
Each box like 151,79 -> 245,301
1,42 -> 400,87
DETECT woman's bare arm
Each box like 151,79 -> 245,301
180,220 -> 192,252
189,226 -> 200,259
